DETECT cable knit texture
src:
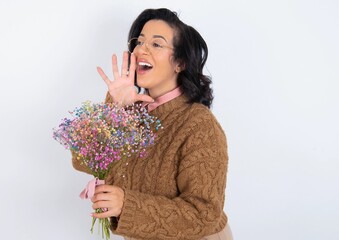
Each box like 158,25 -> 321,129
72,92 -> 229,240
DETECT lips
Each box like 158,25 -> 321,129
137,60 -> 153,74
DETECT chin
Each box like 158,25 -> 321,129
136,77 -> 151,89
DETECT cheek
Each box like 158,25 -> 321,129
157,56 -> 176,72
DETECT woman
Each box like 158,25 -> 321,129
72,8 -> 232,240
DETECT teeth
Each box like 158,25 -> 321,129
138,62 -> 152,67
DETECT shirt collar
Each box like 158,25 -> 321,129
143,87 -> 183,112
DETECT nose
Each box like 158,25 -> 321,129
134,42 -> 150,55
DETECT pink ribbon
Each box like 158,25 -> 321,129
143,87 -> 183,112
79,178 -> 105,199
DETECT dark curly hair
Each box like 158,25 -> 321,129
128,8 -> 213,108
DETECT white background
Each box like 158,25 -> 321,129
1,0 -> 338,239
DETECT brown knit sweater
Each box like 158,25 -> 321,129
72,93 -> 229,240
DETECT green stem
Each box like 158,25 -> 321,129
90,208 -> 110,240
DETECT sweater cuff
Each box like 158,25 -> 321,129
110,189 -> 138,235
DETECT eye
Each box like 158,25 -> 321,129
152,41 -> 163,48
136,40 -> 144,46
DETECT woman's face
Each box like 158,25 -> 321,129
133,20 -> 180,98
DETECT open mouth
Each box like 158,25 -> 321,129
138,61 -> 153,72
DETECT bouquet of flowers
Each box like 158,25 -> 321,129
53,101 -> 161,240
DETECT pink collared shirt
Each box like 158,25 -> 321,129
143,87 -> 183,112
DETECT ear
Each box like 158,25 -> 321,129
175,61 -> 186,73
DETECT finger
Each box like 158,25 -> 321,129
92,200 -> 122,217
95,184 -> 115,194
128,53 -> 136,80
92,200 -> 110,210
121,51 -> 129,77
97,67 -> 111,86
135,94 -> 155,103
91,192 -> 112,203
111,54 -> 119,80
91,209 -> 119,218
92,211 -> 111,219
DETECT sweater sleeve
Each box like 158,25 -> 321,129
71,150 -> 92,175
104,91 -> 113,104
112,117 -> 229,239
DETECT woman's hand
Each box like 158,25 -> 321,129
91,185 -> 125,218
97,51 -> 154,106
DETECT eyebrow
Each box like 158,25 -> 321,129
139,33 -> 168,43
